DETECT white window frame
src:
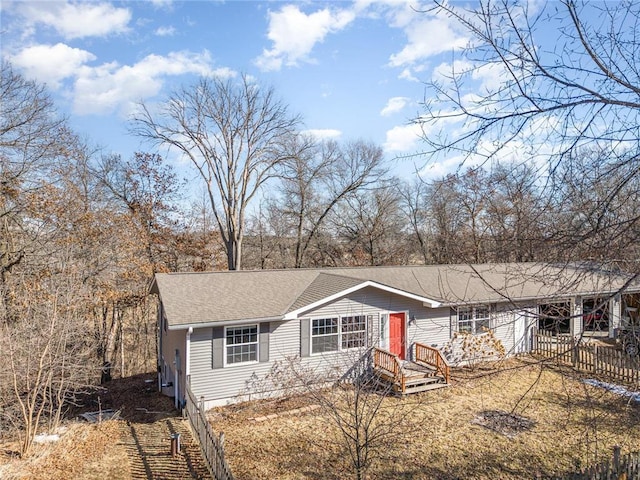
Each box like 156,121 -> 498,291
457,305 -> 492,334
310,315 -> 368,355
224,324 -> 259,366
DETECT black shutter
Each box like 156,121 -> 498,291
300,318 -> 310,357
212,326 -> 224,369
259,322 -> 270,362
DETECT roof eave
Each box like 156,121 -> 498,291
167,315 -> 284,331
283,280 -> 441,320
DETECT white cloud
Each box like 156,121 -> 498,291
155,26 -> 176,37
472,62 -> 508,93
73,51 -> 233,115
255,5 -> 356,71
10,43 -> 95,89
18,2 -> 131,40
399,68 -> 419,82
380,96 -> 410,116
300,129 -> 342,140
383,123 -> 423,154
150,0 -> 174,8
389,15 -> 468,68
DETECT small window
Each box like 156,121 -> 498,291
312,318 -> 339,353
225,325 -> 258,364
457,305 -> 491,334
341,315 -> 366,349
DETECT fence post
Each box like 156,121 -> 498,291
613,445 -> 621,472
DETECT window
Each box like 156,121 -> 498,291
342,315 -> 366,349
225,325 -> 258,364
311,315 -> 367,354
457,305 -> 491,334
312,317 -> 339,353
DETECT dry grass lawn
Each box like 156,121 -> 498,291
212,358 -> 640,479
0,421 -> 130,480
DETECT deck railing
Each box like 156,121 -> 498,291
373,347 -> 406,393
415,343 -> 450,384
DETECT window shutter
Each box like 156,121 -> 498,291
212,326 -> 224,369
259,322 -> 270,363
300,318 -> 310,357
450,307 -> 458,336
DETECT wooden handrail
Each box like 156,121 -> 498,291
415,343 -> 450,384
373,347 -> 405,393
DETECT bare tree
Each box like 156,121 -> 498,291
484,162 -> 547,262
333,181 -> 407,266
1,61 -> 73,320
398,179 -> 435,264
95,152 -> 184,273
132,75 -> 302,270
418,0 -> 640,271
277,139 -> 388,268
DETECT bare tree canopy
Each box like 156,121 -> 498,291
132,74 -> 302,270
419,0 -> 640,168
418,0 -> 640,272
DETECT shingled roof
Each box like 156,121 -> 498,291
150,263 -> 639,329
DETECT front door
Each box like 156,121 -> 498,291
389,312 -> 406,360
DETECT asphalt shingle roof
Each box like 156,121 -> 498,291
150,263 -> 639,328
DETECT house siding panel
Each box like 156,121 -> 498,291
159,316 -> 186,401
188,287 -> 456,407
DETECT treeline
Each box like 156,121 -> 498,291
1,56 -> 639,456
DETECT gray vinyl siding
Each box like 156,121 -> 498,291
187,287 -> 455,406
159,318 -> 186,398
190,320 -> 300,404
185,287 -> 545,407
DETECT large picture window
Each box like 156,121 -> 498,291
311,315 -> 366,354
457,305 -> 491,334
225,325 -> 258,364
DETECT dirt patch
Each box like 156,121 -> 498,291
472,409 -> 536,438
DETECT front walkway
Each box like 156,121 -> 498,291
85,373 -> 211,480
119,416 -> 210,480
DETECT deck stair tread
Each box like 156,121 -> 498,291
373,358 -> 448,395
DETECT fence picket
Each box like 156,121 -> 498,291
534,331 -> 640,386
184,384 -> 234,480
550,447 -> 640,479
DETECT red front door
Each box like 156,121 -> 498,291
389,312 -> 405,360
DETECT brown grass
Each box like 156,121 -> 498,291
0,421 -> 130,480
213,358 -> 640,479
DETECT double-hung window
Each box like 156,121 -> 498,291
225,325 -> 258,364
457,305 -> 491,334
311,315 -> 366,354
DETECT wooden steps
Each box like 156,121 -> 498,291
373,360 -> 448,395
372,345 -> 451,395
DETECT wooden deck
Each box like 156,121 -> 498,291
372,344 -> 450,395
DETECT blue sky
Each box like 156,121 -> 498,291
1,0 -> 558,179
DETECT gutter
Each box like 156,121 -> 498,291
167,315 -> 284,331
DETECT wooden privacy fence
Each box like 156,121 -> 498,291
184,383 -> 234,480
550,446 -> 640,479
534,331 -> 640,384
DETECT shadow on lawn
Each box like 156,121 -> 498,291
75,372 -> 177,424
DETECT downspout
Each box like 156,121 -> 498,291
157,303 -> 163,392
186,326 -> 192,385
